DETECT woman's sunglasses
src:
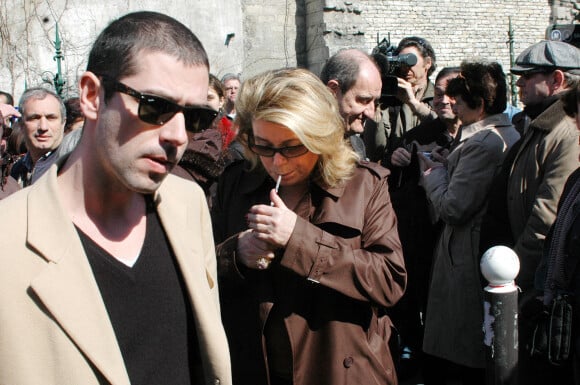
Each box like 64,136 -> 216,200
103,77 -> 218,133
248,136 -> 309,158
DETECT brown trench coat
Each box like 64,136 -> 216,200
212,160 -> 406,385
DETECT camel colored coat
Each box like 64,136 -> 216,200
0,166 -> 231,385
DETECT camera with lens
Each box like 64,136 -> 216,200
371,36 -> 418,105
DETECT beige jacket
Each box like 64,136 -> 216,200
507,100 -> 580,291
0,167 -> 231,385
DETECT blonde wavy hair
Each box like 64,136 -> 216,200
235,68 -> 358,188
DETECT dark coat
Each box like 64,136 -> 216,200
384,118 -> 455,352
212,160 -> 406,385
172,128 -> 226,208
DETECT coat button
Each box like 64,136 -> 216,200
343,356 -> 354,368
214,379 -> 220,385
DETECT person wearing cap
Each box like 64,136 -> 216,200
506,40 -> 580,385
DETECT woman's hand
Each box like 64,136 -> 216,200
417,151 -> 440,172
236,229 -> 277,270
431,146 -> 450,165
417,145 -> 449,172
237,188 -> 298,270
247,189 -> 297,248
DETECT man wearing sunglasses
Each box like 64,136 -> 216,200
505,40 -> 580,385
0,11 -> 231,385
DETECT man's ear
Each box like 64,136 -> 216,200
552,69 -> 566,93
79,72 -> 102,121
424,57 -> 432,71
327,79 -> 340,96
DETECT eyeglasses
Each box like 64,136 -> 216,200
103,77 -> 218,133
248,137 -> 309,158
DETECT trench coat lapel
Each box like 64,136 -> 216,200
155,187 -> 215,311
27,172 -> 130,385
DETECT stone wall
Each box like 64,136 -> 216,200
319,0 -> 552,76
0,0 -> 245,99
241,0 -> 298,76
0,0 -> 578,100
552,0 -> 580,23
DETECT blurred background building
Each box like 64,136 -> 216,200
0,0 -> 577,102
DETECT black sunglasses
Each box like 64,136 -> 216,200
103,77 -> 218,133
248,136 -> 309,158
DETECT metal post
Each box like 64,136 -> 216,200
481,245 -> 520,385
507,17 -> 518,107
53,23 -> 65,98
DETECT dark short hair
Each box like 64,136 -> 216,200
320,49 -> 375,94
64,97 -> 84,132
435,66 -> 461,83
397,36 -> 437,77
87,11 -> 208,100
0,91 -> 14,106
446,61 -> 507,115
210,74 -> 225,99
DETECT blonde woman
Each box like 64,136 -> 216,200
212,68 -> 406,385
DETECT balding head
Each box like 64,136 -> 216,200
320,49 -> 379,94
321,49 -> 382,134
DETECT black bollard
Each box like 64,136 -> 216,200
481,246 -> 520,385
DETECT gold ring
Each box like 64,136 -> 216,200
256,257 -> 270,269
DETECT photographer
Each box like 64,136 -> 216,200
365,36 -> 437,165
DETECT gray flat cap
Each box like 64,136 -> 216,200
511,40 -> 580,75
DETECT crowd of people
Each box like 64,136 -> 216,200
0,9 -> 579,385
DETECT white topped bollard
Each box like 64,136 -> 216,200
481,246 -> 520,385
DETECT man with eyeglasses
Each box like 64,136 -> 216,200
506,40 -> 580,385
0,11 -> 231,385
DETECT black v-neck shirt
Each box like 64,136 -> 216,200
78,204 -> 203,384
